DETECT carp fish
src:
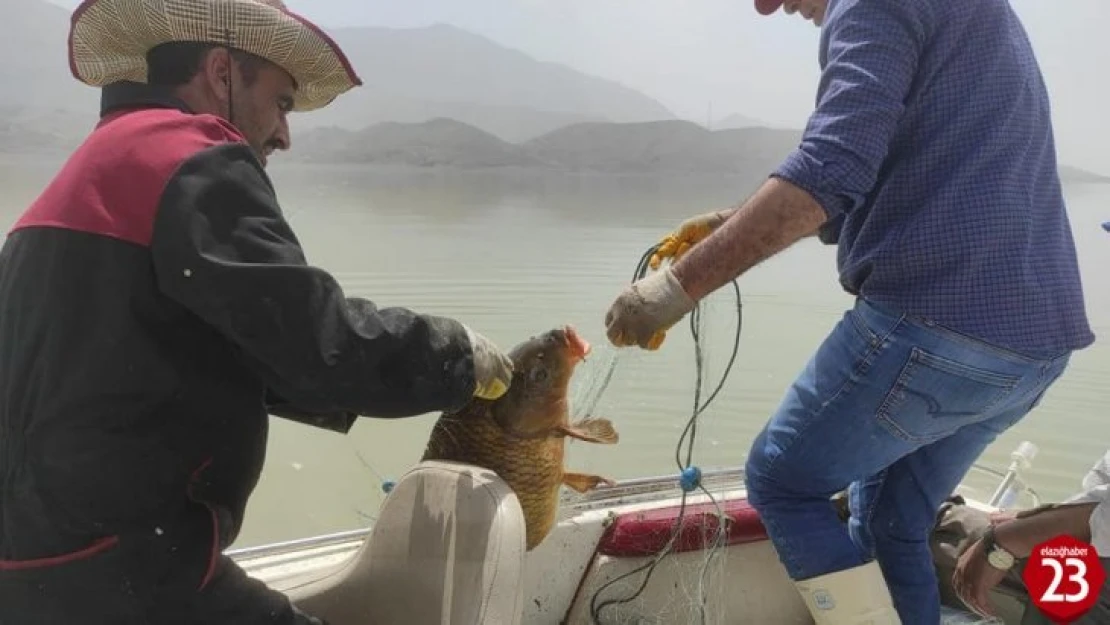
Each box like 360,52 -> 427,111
421,325 -> 619,550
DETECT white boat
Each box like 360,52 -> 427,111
230,442 -> 1045,624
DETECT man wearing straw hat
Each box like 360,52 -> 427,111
604,0 -> 1093,623
0,0 -> 514,623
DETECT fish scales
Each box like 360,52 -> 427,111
420,325 -> 618,550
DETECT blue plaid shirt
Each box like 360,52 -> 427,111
773,0 -> 1094,356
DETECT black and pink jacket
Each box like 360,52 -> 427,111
0,84 -> 475,623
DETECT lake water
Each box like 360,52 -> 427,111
1,157 -> 1107,548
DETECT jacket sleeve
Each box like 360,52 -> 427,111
264,388 -> 358,434
149,142 -> 478,419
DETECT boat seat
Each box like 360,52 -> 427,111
290,460 -> 527,625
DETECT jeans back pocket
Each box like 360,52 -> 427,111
876,346 -> 1022,444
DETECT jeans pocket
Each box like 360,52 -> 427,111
875,346 -> 1022,443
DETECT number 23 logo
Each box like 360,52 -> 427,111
1040,557 -> 1090,603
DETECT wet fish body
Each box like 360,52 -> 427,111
421,325 -> 618,551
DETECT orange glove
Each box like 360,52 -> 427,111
649,209 -> 734,270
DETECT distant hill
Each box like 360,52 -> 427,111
5,0 -> 1107,182
519,120 -> 800,174
294,118 -> 541,168
1059,165 -> 1110,184
309,24 -> 677,142
0,106 -> 98,155
0,0 -> 94,112
291,118 -> 804,174
2,0 -> 676,144
712,113 -> 765,130
289,118 -> 1110,183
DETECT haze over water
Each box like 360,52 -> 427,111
4,158 -> 1104,548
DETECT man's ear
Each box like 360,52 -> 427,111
201,47 -> 233,103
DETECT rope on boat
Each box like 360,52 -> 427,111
588,241 -> 743,625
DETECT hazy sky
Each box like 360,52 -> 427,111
48,0 -> 1110,173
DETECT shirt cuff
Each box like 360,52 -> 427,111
772,147 -> 851,221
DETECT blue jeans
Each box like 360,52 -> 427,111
745,297 -> 1071,625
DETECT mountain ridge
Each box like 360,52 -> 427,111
3,0 -> 678,143
5,0 -> 1108,182
285,117 -> 1110,183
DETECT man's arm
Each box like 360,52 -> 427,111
993,502 -> 1101,558
672,178 -> 825,300
953,499 -> 1107,618
150,142 -> 478,419
672,0 -> 934,301
264,388 -> 358,433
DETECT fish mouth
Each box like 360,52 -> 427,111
562,325 -> 591,361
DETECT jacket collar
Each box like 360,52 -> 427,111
99,81 -> 193,118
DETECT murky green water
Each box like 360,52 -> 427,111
2,158 -> 1106,547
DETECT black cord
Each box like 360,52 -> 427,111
588,243 -> 743,625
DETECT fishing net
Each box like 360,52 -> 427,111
557,253 -> 1013,625
556,245 -> 748,625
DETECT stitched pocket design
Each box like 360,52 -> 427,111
876,347 -> 1021,443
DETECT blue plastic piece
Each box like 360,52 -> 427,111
1102,221 -> 1110,233
382,480 -> 396,494
679,466 -> 702,492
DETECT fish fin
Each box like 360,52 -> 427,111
562,471 -> 616,493
558,417 -> 619,444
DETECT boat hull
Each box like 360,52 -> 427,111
234,464 -> 1037,623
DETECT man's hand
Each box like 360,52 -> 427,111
607,177 -> 826,351
464,327 -> 513,400
649,209 -> 734,270
952,535 -> 1008,619
604,267 -> 696,350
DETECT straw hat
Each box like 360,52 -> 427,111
67,0 -> 362,112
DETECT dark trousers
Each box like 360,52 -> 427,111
0,552 -> 323,624
0,505 -> 326,624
